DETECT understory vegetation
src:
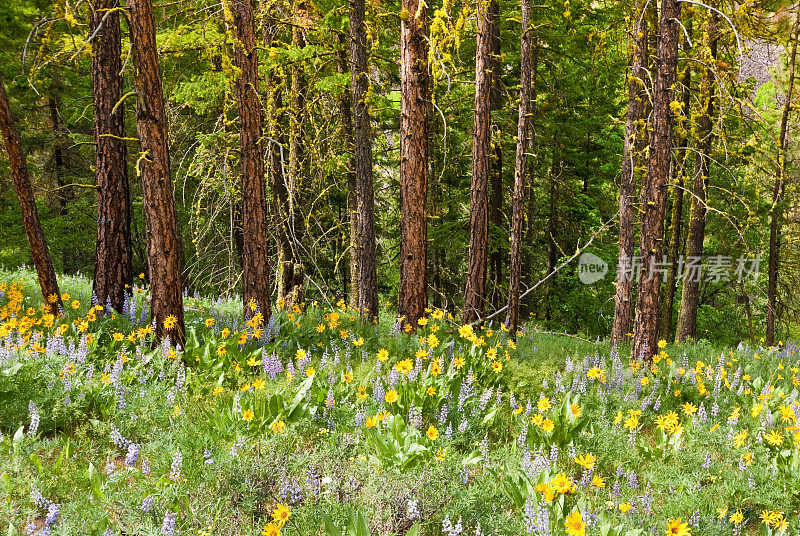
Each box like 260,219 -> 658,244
1,267 -> 799,536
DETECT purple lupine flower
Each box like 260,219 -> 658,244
169,450 -> 182,481
45,503 -> 59,527
28,401 -> 40,436
160,512 -> 176,535
125,443 -> 139,466
142,495 -> 153,512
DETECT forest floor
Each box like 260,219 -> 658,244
0,267 -> 796,536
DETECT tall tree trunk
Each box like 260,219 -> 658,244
350,0 -> 379,320
91,0 -> 132,314
262,5 -> 291,309
463,0 -> 493,323
507,0 -> 532,335
675,10 -> 717,343
522,44 -> 538,297
766,17 -> 799,345
398,0 -> 430,328
632,0 -> 681,360
488,0 -> 503,310
336,33 -> 359,309
611,1 -> 647,344
278,4 -> 309,309
128,0 -> 185,345
659,42 -> 691,341
0,75 -> 62,314
47,95 -> 72,272
230,0 -> 272,323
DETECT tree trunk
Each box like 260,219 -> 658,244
522,44 -> 538,297
230,0 -> 272,323
463,0 -> 493,323
675,10 -> 717,343
632,0 -> 681,360
659,43 -> 691,341
611,1 -> 647,344
398,0 -> 429,327
766,17 -> 799,345
336,32 -> 359,309
349,0 -> 379,321
91,0 -> 132,314
47,95 -> 72,272
279,5 -> 308,309
488,0 -> 503,311
507,0 -> 532,335
128,0 -> 185,345
0,75 -> 62,314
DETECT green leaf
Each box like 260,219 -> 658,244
322,514 -> 342,536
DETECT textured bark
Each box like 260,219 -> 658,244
263,9 -> 292,306
47,95 -> 73,271
0,75 -> 62,314
128,0 -> 185,345
91,0 -> 132,314
488,0 -> 503,310
398,0 -> 429,327
230,0 -> 272,323
611,3 -> 647,344
336,33 -> 359,308
522,44 -> 538,294
675,11 -> 717,343
279,5 -> 308,308
463,0 -> 493,323
632,0 -> 681,361
659,51 -> 692,341
349,0 -> 379,321
766,18 -> 799,345
507,0 -> 532,335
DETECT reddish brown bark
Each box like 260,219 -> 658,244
0,75 -> 62,314
659,52 -> 691,341
398,0 -> 429,327
507,0 -> 533,335
230,0 -> 272,323
91,0 -> 132,314
463,0 -> 493,323
128,0 -> 185,345
676,11 -> 717,343
632,0 -> 681,360
349,0 -> 379,321
611,3 -> 647,344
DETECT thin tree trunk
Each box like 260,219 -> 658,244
522,44 -> 538,296
463,0 -> 493,323
659,33 -> 692,341
349,0 -> 379,320
278,4 -> 308,309
611,1 -> 647,344
0,75 -> 62,314
128,0 -> 185,345
507,0 -> 532,335
47,95 -> 71,272
398,0 -> 429,327
230,0 -> 272,322
336,32 -> 359,309
766,17 -> 799,345
632,0 -> 681,360
91,0 -> 132,314
675,10 -> 717,343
